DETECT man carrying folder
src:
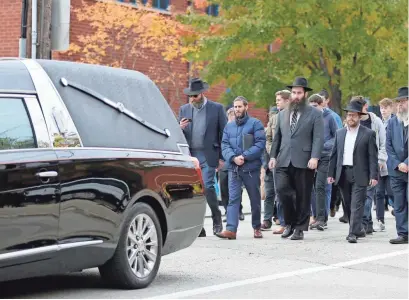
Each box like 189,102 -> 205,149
217,96 -> 266,239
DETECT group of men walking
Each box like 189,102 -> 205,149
178,76 -> 408,244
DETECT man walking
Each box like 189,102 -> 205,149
179,78 -> 227,237
349,97 -> 387,235
308,94 -> 337,231
217,96 -> 266,239
269,77 -> 324,240
386,87 -> 408,244
327,100 -> 378,243
261,90 -> 290,234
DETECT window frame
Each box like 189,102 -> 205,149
0,94 -> 52,151
152,0 -> 169,11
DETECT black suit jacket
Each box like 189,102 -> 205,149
328,125 -> 378,187
178,100 -> 227,167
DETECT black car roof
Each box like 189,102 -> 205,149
0,59 -> 36,93
36,59 -> 186,152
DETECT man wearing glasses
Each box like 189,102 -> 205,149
178,78 -> 227,237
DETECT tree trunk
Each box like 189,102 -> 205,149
329,83 -> 342,116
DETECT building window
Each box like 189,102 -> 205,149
206,4 -> 219,16
152,0 -> 169,10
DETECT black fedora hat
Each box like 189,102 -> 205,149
183,78 -> 209,96
394,86 -> 408,101
343,101 -> 367,115
287,76 -> 313,91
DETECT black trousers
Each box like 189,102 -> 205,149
275,164 -> 315,231
219,169 -> 243,212
338,166 -> 367,235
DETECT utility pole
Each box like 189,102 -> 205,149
38,0 -> 52,59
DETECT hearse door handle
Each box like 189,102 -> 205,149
36,171 -> 59,178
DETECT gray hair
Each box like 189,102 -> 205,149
233,96 -> 249,106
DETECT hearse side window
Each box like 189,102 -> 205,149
0,98 -> 36,150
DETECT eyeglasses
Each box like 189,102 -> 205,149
189,94 -> 200,98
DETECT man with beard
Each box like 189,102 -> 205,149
327,100 -> 378,243
269,77 -> 324,240
179,78 -> 226,237
217,96 -> 266,239
386,87 -> 408,244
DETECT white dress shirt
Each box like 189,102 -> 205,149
343,125 -> 359,166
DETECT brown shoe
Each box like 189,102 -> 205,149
215,230 -> 237,240
273,226 -> 285,234
254,229 -> 263,238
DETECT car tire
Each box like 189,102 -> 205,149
99,202 -> 163,289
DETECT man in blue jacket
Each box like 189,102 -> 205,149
216,96 -> 266,240
386,87 -> 408,244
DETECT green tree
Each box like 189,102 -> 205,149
181,0 -> 408,113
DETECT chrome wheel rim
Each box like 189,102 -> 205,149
127,213 -> 158,278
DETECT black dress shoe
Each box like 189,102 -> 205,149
198,227 -> 206,237
290,229 -> 304,240
389,236 -> 408,244
239,212 -> 245,221
355,229 -> 366,239
347,234 -> 357,243
281,226 -> 294,238
339,215 -> 348,223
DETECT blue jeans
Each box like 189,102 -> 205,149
390,177 -> 408,237
227,169 -> 262,232
191,150 -> 221,220
362,186 -> 376,228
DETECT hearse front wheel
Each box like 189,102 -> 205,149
99,202 -> 163,289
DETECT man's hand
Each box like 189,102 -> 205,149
217,159 -> 225,171
234,156 -> 245,166
369,179 -> 378,187
327,177 -> 335,184
379,163 -> 385,171
268,158 -> 276,169
308,158 -> 318,170
398,163 -> 409,173
179,118 -> 189,130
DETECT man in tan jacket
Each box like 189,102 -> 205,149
261,90 -> 291,233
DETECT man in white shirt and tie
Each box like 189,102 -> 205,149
327,100 -> 378,243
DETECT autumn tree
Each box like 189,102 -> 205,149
66,0 -> 198,107
180,0 -> 408,112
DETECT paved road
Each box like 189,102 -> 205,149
1,207 -> 408,299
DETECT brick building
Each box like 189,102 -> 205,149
0,0 -> 268,123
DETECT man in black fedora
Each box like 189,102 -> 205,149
327,98 -> 378,243
178,77 -> 227,237
269,76 -> 324,240
386,86 -> 408,244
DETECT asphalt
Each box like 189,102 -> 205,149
1,192 -> 408,299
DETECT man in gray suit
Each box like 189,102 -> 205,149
269,77 -> 324,240
179,78 -> 227,237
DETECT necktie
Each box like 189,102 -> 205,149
290,108 -> 298,134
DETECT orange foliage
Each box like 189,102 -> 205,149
65,0 -> 200,106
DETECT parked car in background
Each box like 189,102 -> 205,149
0,58 -> 206,289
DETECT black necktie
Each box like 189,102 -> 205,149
290,108 -> 298,134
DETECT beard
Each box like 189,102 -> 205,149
397,111 -> 408,124
289,96 -> 307,111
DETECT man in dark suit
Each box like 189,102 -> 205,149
327,100 -> 379,243
386,87 -> 408,244
178,78 -> 227,237
269,77 -> 324,240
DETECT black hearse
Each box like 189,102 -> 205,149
0,58 -> 206,289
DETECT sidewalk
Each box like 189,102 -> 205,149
205,188 -> 265,217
